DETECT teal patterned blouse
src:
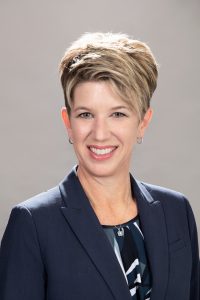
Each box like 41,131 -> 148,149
102,215 -> 152,300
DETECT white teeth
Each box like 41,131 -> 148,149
89,147 -> 115,155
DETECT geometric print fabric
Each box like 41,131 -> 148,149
102,216 -> 152,300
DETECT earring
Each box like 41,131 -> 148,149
68,138 -> 73,144
137,137 -> 143,144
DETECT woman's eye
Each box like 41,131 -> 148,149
112,112 -> 127,118
78,112 -> 93,119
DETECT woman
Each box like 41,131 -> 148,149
0,32 -> 199,300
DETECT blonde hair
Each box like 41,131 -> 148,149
59,32 -> 158,120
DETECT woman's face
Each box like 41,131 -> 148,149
62,81 -> 152,178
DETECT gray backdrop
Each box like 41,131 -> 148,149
0,0 -> 199,243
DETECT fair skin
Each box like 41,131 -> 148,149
61,81 -> 152,225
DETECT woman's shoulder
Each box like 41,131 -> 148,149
14,185 -> 61,214
138,180 -> 198,223
138,180 -> 197,230
140,181 -> 186,201
136,179 -> 191,211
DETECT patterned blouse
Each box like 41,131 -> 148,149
102,215 -> 151,300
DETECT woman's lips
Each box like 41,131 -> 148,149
87,145 -> 118,160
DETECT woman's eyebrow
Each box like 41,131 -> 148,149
73,105 -> 130,112
73,106 -> 91,112
110,106 -> 129,110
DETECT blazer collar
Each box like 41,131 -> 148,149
59,166 -> 132,300
59,167 -> 169,300
132,176 -> 169,299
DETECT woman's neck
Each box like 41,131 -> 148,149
76,166 -> 137,224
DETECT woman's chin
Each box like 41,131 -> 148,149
77,162 -> 127,179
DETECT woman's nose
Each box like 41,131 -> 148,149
92,118 -> 110,141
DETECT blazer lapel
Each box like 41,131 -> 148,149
59,168 -> 132,300
132,176 -> 169,300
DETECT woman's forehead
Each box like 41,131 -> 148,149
72,81 -> 129,109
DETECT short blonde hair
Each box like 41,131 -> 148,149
59,32 -> 158,120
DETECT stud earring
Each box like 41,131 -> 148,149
137,137 -> 143,144
68,138 -> 73,144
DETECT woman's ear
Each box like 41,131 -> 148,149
138,108 -> 153,137
61,107 -> 74,143
61,107 -> 71,129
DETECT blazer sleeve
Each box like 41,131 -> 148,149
185,198 -> 200,300
0,205 -> 46,300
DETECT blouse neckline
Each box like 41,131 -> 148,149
101,214 -> 139,228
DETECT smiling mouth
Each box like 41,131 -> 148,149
88,146 -> 117,156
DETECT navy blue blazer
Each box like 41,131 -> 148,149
0,167 -> 199,300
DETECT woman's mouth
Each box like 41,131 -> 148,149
87,145 -> 118,160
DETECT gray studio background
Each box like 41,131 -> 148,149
0,0 -> 199,242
